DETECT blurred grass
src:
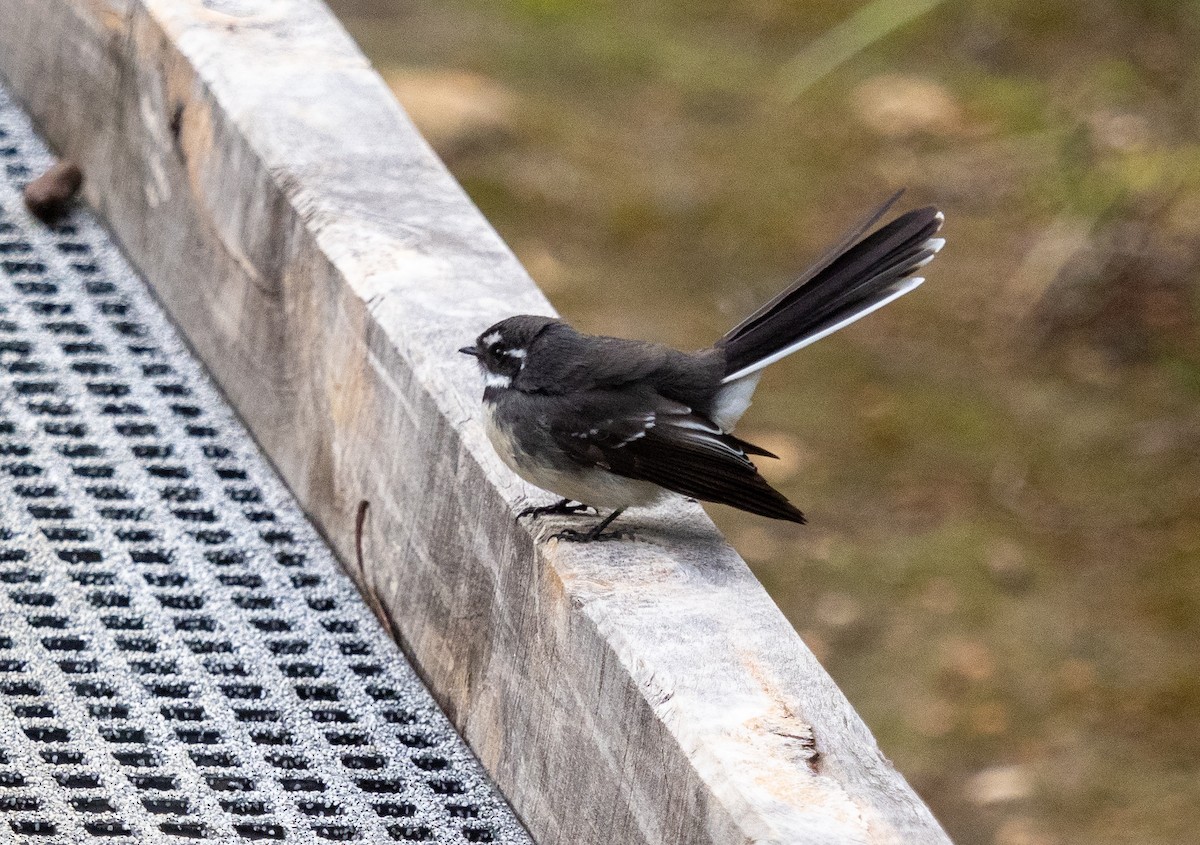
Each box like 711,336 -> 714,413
775,0 -> 949,100
330,1 -> 1199,843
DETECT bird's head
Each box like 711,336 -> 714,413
459,315 -> 559,389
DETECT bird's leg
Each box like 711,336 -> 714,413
517,498 -> 594,521
552,508 -> 628,543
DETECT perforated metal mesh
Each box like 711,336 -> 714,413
0,85 -> 531,844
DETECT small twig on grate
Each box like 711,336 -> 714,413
353,499 -> 397,641
354,500 -> 369,573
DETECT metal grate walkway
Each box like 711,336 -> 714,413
0,85 -> 531,844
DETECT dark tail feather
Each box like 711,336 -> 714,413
718,194 -> 944,382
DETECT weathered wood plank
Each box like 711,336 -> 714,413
0,1 -> 953,842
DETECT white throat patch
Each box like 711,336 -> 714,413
484,372 -> 511,389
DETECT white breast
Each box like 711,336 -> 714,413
481,400 -> 523,475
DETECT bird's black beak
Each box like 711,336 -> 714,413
458,346 -> 479,358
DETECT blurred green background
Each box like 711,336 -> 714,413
329,1 -> 1199,842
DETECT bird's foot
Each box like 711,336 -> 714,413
518,498 -> 595,521
551,527 -> 630,543
550,507 -> 628,542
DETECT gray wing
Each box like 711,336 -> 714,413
518,388 -> 805,523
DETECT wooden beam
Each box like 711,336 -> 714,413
0,1 -> 953,842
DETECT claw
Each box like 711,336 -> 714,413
551,528 -> 630,543
548,506 -> 628,542
517,498 -> 594,521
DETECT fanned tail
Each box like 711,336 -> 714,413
717,192 -> 944,383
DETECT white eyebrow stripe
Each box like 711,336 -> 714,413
482,331 -> 502,347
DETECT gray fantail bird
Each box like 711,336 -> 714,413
460,191 -> 945,542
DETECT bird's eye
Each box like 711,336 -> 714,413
490,344 -> 503,356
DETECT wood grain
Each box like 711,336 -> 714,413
0,1 -> 953,842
